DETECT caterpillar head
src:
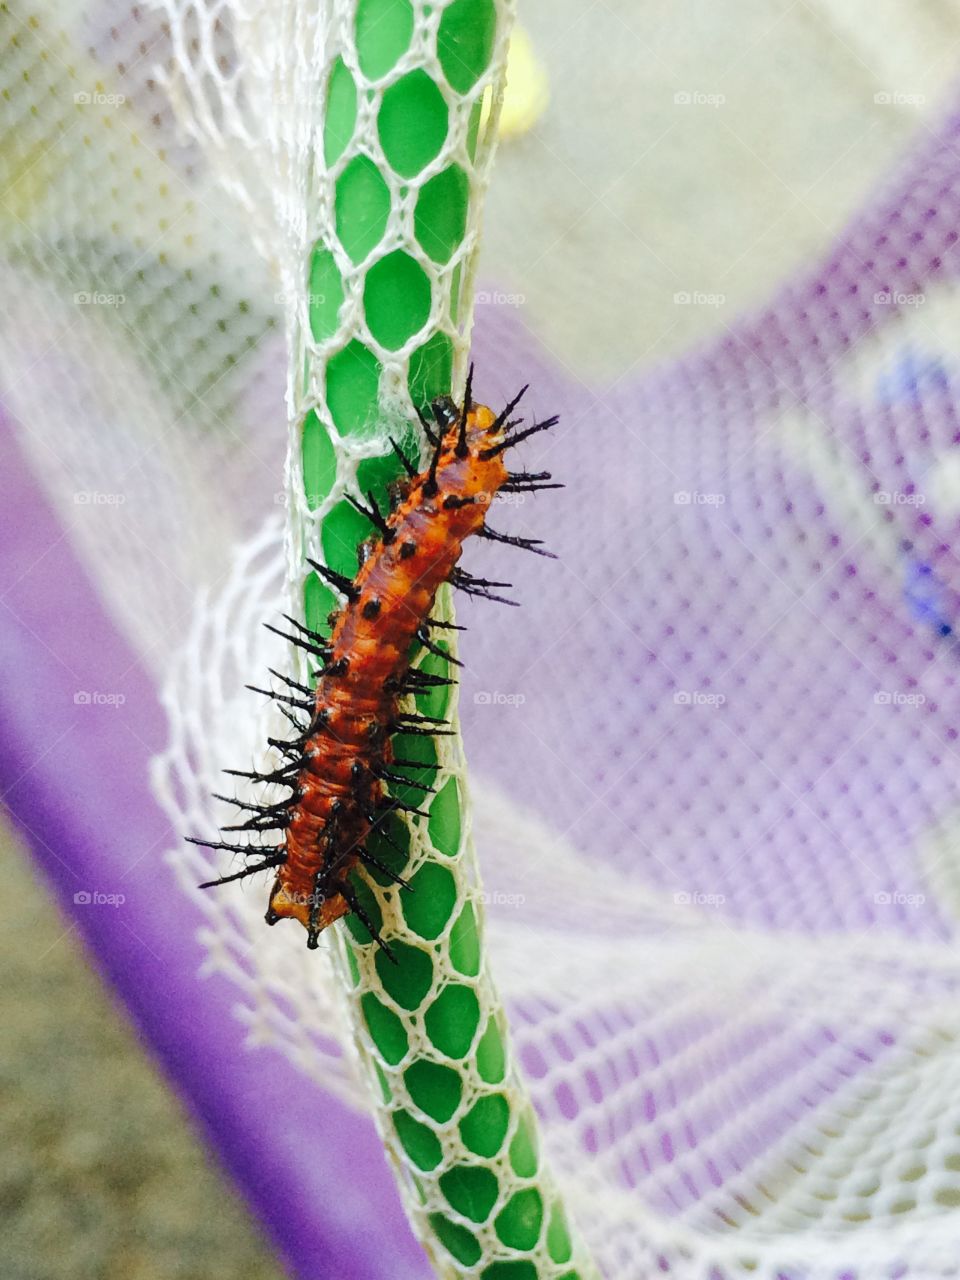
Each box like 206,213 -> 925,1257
431,398 -> 510,510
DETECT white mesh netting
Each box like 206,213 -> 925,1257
150,6 -> 600,1278
7,1 -> 960,1278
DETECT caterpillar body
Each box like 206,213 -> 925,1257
189,373 -> 559,956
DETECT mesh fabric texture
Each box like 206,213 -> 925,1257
4,2 -> 960,1279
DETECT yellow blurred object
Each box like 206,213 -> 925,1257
484,24 -> 548,139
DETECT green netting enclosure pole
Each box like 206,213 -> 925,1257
285,3 -> 598,1277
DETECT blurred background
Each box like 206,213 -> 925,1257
0,828 -> 280,1279
5,1 -> 960,1276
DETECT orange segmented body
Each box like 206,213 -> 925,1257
189,374 -> 560,956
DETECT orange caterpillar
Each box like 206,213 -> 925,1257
189,370 -> 559,956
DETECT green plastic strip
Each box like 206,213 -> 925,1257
297,6 -> 596,1278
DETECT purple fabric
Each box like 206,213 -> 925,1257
463,102 -> 960,944
429,105 -> 960,1235
0,418 -> 429,1280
